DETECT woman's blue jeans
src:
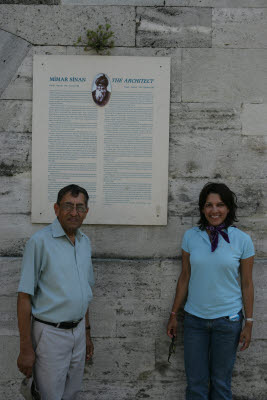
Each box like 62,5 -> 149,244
184,311 -> 243,400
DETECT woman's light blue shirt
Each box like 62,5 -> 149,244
18,218 -> 95,323
182,227 -> 254,319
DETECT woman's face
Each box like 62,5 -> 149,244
202,193 -> 229,227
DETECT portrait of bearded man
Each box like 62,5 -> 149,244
92,74 -> 111,107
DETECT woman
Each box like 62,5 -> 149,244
167,182 -> 254,400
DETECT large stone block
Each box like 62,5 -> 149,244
0,174 -> 31,212
0,215 -> 43,257
232,340 -> 267,398
168,178 -> 266,219
136,7 -> 212,48
0,5 -> 135,46
81,380 -> 184,400
0,100 -> 32,132
1,46 -> 66,100
169,134 -> 267,182
115,298 -> 162,338
166,0 -> 267,6
67,46 -> 182,102
93,259 -> 161,299
1,0 -> 58,3
89,298 -> 117,338
0,133 -> 31,176
0,297 -> 18,337
236,217 -> 267,258
63,0 -> 163,4
0,336 -> 21,382
182,49 -> 267,103
241,104 -> 267,136
169,102 -> 255,180
83,337 -> 155,380
0,380 -> 24,400
0,29 -> 31,97
212,8 -> 267,48
0,257 -> 21,297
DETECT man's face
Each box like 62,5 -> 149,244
54,192 -> 88,234
95,84 -> 107,102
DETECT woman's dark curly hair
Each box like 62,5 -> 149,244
198,182 -> 238,230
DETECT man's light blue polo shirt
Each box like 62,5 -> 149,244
18,218 -> 94,323
182,227 -> 255,319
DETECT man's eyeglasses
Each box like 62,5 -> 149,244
61,203 -> 87,214
168,336 -> 176,363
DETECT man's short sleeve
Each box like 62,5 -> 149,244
18,237 -> 41,295
182,230 -> 191,253
241,234 -> 255,260
88,258 -> 95,288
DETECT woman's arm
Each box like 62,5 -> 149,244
167,250 -> 191,338
239,256 -> 254,351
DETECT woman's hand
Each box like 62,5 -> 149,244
167,315 -> 178,338
239,322 -> 253,351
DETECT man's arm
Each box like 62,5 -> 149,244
85,308 -> 94,361
17,292 -> 35,377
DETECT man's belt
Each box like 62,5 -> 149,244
33,316 -> 82,329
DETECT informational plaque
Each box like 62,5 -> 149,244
32,55 -> 170,225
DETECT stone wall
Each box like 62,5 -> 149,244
0,1 -> 266,399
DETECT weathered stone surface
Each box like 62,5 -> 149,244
0,30 -> 30,97
0,100 -> 32,132
0,258 -> 21,296
166,0 -> 267,6
83,337 -> 155,380
136,7 -> 212,48
81,380 -> 184,400
232,340 -> 267,398
168,178 -> 266,220
0,336 -> 21,381
63,0 -> 163,4
1,46 -> 66,100
182,49 -> 267,103
93,260 -> 161,299
0,297 -> 18,336
169,103 -> 267,181
213,8 -> 267,49
0,134 -> 31,176
0,212 -> 266,257
67,46 -> 182,102
0,174 -> 31,214
0,380 -> 24,400
115,298 -> 162,337
0,215 -> 193,257
0,5 -> 135,46
241,104 -> 267,136
1,0 -> 58,3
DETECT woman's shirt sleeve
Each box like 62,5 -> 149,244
182,229 -> 191,253
241,233 -> 255,259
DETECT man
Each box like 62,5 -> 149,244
92,74 -> 111,106
17,184 -> 94,400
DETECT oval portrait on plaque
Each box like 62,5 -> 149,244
91,73 -> 111,107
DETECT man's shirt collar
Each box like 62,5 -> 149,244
51,218 -> 83,241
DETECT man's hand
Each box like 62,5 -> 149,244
17,346 -> 35,378
167,315 -> 178,338
85,330 -> 94,361
239,323 -> 252,351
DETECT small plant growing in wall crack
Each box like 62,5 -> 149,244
75,24 -> 115,55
